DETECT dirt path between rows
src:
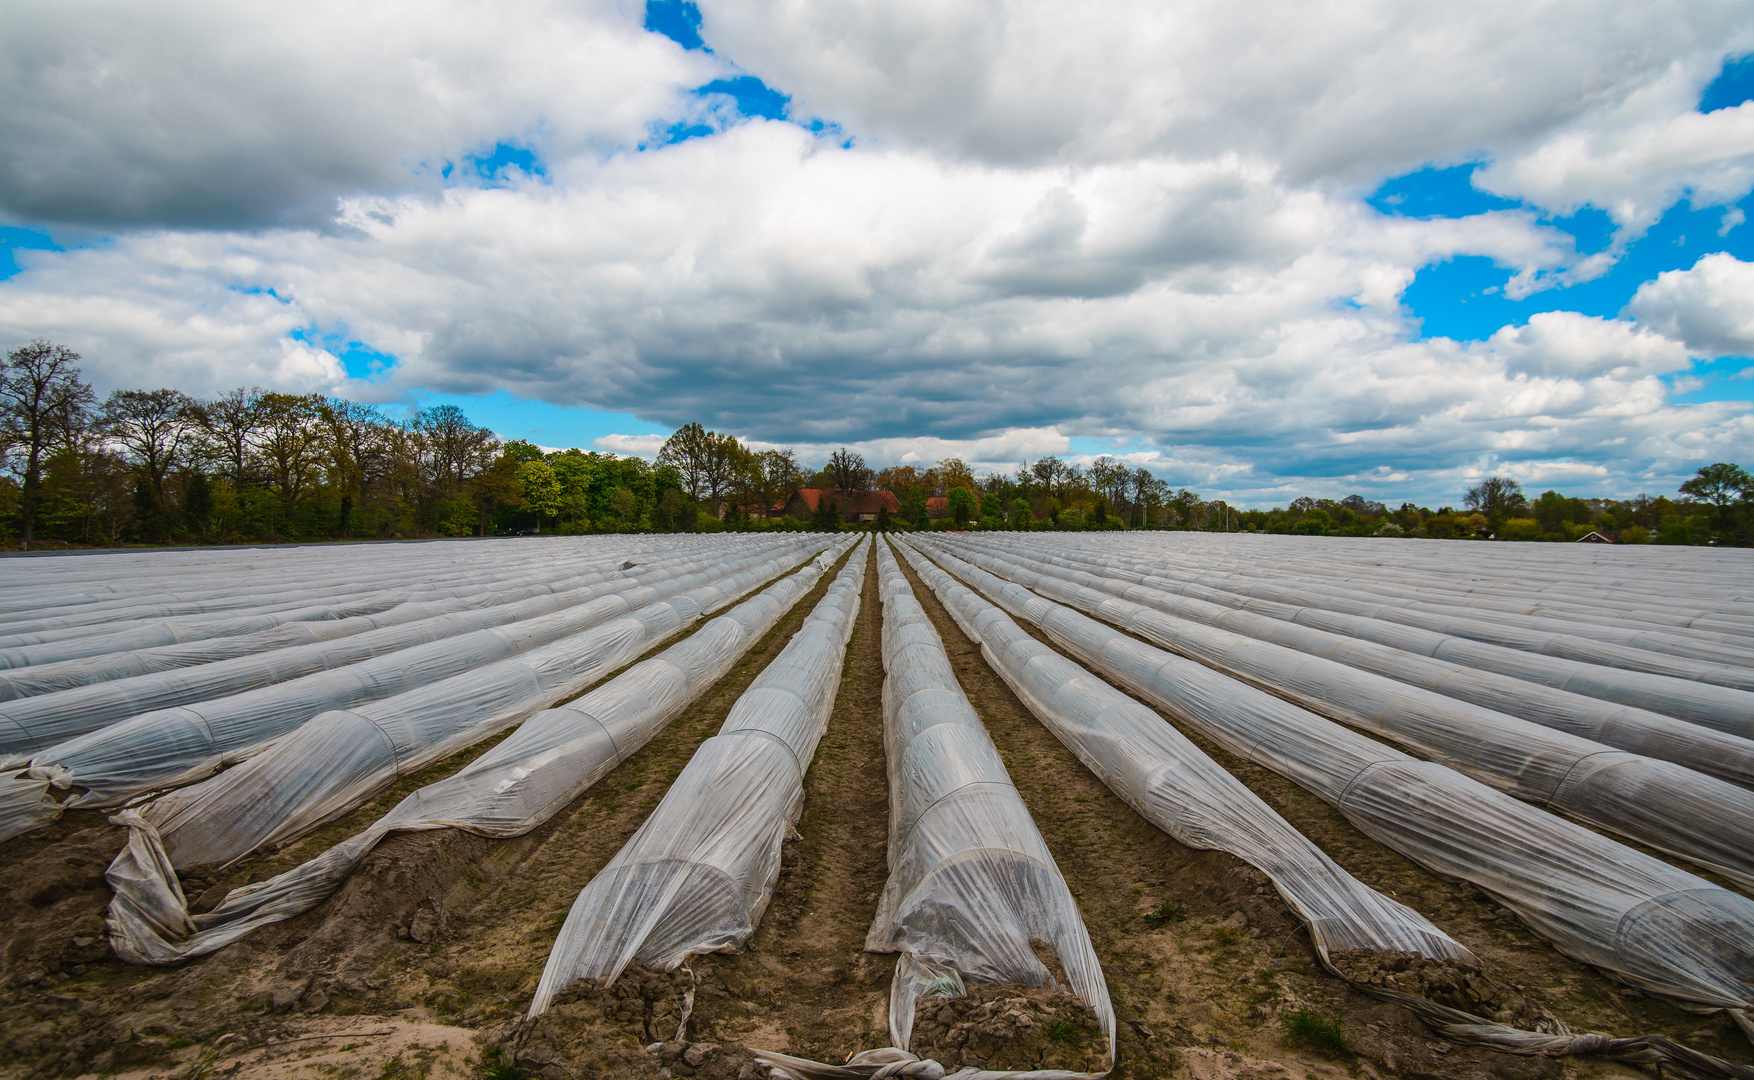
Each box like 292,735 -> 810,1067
0,545 -> 858,1080
889,540 -> 1750,1080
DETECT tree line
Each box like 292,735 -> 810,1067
5,338 -> 1748,548
0,340 -> 711,548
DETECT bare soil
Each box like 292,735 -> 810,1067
1,537 -> 1749,1080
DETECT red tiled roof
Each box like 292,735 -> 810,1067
791,488 -> 901,514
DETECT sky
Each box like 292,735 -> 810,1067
2,1 -> 1753,508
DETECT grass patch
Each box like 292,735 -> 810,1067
1144,899 -> 1186,928
476,1046 -> 528,1080
1284,1008 -> 1347,1057
1047,1018 -> 1096,1044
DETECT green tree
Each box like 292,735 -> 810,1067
1679,463 -> 1751,529
811,492 -> 842,532
875,503 -> 892,532
517,460 -> 562,531
948,485 -> 975,527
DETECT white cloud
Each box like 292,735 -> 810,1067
2,0 -> 1752,507
0,0 -> 718,227
1627,253 -> 1754,357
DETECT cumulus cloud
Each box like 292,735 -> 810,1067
695,0 -> 1751,183
2,0 -> 1752,505
1627,253 -> 1754,357
0,0 -> 717,228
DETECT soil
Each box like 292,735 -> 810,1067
907,984 -> 1108,1072
1,536 -> 1750,1080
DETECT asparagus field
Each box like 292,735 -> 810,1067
3,533 -> 1753,1080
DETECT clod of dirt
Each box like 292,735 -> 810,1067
1327,949 -> 1553,1031
907,985 -> 1107,1073
507,963 -> 702,1078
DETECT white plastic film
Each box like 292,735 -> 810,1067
930,538 -> 1754,888
870,538 -> 1116,1068
104,538 -> 855,965
913,538 -> 1754,1015
528,538 -> 870,1016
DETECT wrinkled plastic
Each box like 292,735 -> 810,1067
894,539 -> 1473,972
104,539 -> 824,884
913,537 -> 1754,1013
953,535 -> 1754,759
870,539 -> 1115,1066
529,538 -> 870,1015
0,544 -> 752,757
930,538 -> 1754,888
0,540 -> 816,844
105,538 -> 854,965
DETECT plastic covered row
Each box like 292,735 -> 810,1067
895,538 -> 1473,966
529,537 -> 869,1015
0,541 -> 762,758
0,538 -> 819,844
0,541 -> 659,675
868,537 -> 1115,1067
104,538 -> 833,957
912,537 -> 1754,1019
106,537 -> 856,965
930,537 -> 1754,888
939,537 -> 1754,790
956,535 -> 1754,738
0,533 -> 676,629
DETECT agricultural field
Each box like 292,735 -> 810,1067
2,532 -> 1752,1080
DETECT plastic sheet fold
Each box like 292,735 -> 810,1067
529,538 -> 869,1015
913,538 -> 1754,1016
105,537 -> 853,965
930,538 -> 1754,888
869,539 -> 1115,1069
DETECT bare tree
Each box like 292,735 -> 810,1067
1,339 -> 94,546
254,392 -> 327,503
1464,475 -> 1525,526
658,422 -> 714,501
99,388 -> 197,511
412,404 -> 493,495
827,447 -> 869,499
196,387 -> 264,485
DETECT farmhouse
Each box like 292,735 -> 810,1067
783,488 -> 901,523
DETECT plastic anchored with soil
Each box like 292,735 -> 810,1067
105,539 -> 829,959
912,538 -> 1754,1067
102,537 -> 853,965
929,536 -> 1754,889
528,537 -> 870,1014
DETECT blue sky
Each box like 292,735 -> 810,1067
2,1 -> 1752,505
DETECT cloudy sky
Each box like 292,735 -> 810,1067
2,0 -> 1752,506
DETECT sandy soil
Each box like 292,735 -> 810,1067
2,537 -> 1750,1080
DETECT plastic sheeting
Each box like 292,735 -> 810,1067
893,539 -> 1472,970
0,543 -> 753,757
912,537 -> 1754,1015
929,538 -> 1754,888
103,539 -> 825,884
954,529 -> 1754,767
869,538 -> 1116,1065
529,538 -> 870,1015
0,549 -> 654,686
0,541 -> 818,845
105,537 -> 856,965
